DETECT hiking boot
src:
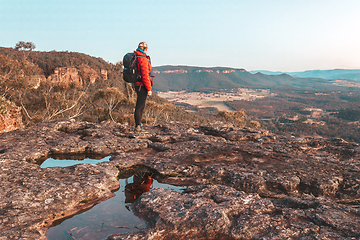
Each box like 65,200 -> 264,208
134,125 -> 141,132
134,125 -> 148,133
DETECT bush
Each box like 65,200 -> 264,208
216,110 -> 247,127
27,115 -> 43,126
248,120 -> 261,128
0,48 -> 210,127
0,96 -> 11,116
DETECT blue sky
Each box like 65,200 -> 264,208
1,0 -> 359,71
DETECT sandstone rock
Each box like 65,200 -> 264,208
47,67 -> 83,86
0,98 -> 23,133
46,64 -> 108,86
0,160 -> 119,239
100,69 -> 108,80
109,185 -> 360,239
79,64 -> 109,82
200,121 -> 235,136
0,120 -> 360,239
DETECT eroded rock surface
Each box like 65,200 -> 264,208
110,185 -> 360,240
0,119 -> 360,239
0,99 -> 23,133
47,65 -> 108,86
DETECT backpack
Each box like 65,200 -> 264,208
122,52 -> 140,83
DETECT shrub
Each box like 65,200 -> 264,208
216,110 -> 247,127
248,120 -> 261,128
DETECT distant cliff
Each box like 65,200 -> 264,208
47,64 -> 108,86
250,69 -> 360,81
152,66 -> 342,92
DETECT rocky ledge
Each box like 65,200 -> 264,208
1,119 -> 360,239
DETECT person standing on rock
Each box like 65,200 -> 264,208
134,42 -> 153,133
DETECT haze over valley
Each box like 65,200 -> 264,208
153,65 -> 360,143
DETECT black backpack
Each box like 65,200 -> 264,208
123,52 -> 140,83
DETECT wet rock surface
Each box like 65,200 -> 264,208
1,119 -> 360,239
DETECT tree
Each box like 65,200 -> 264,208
14,41 -> 36,61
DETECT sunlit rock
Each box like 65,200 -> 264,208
0,120 -> 360,239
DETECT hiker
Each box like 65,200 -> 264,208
134,42 -> 153,132
125,172 -> 154,203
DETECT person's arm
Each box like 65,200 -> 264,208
138,57 -> 152,92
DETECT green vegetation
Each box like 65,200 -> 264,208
216,110 -> 247,127
14,41 -> 36,61
337,107 -> 360,121
0,46 -> 208,127
80,199 -> 89,203
0,96 -> 11,116
152,65 -> 345,92
226,90 -> 360,143
0,46 -> 110,76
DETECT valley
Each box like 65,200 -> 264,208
152,65 -> 360,144
159,87 -> 360,144
157,88 -> 272,111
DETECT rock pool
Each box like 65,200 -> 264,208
42,157 -> 185,240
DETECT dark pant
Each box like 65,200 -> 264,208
134,86 -> 148,126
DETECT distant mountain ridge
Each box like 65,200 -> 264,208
152,66 -> 346,92
250,69 -> 360,81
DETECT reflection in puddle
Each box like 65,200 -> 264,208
40,156 -> 110,168
125,172 -> 153,203
45,160 -> 185,240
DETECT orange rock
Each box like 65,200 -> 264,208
0,100 -> 23,133
46,65 -> 108,86
47,67 -> 83,86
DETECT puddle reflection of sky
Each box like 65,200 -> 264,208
40,156 -> 110,168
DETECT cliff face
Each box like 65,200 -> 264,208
78,64 -> 108,83
47,64 -> 108,86
0,120 -> 360,239
151,65 -> 340,92
47,67 -> 83,86
0,98 -> 23,133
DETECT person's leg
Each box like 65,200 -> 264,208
134,87 -> 148,128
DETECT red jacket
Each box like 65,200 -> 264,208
134,50 -> 153,91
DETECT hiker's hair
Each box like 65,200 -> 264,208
138,42 -> 148,51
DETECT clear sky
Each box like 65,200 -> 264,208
1,0 -> 359,72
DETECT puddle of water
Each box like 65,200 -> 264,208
44,160 -> 185,240
40,156 -> 110,168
